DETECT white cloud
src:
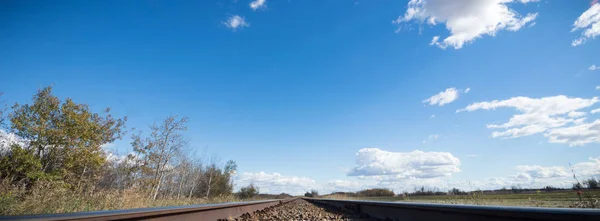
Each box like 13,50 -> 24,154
491,124 -> 546,138
394,0 -> 538,49
596,86 -> 600,90
223,15 -> 249,31
105,152 -> 137,166
568,111 -> 587,118
375,177 -> 451,192
458,95 -> 599,143
486,114 -> 574,129
100,143 -> 116,149
452,158 -> 599,191
571,3 -> 600,47
379,156 -> 600,192
322,180 -> 365,193
591,65 -> 599,71
424,88 -> 459,106
464,88 -> 471,93
236,172 -> 317,195
503,158 -> 600,189
250,0 -> 266,11
571,157 -> 600,178
430,36 -> 440,45
348,148 -> 460,179
237,156 -> 600,195
592,108 -> 600,114
574,118 -> 587,125
546,119 -> 600,146
459,96 -> 598,115
430,114 -> 436,119
423,88 -> 470,106
0,130 -> 27,153
515,165 -> 569,179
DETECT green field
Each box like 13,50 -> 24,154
326,190 -> 600,208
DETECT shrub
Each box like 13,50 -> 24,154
449,188 -> 467,195
356,188 -> 395,197
304,189 -> 318,197
584,178 -> 599,189
237,184 -> 259,199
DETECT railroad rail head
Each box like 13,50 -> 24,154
1,198 -> 298,221
304,198 -> 600,221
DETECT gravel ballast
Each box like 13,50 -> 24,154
219,199 -> 377,221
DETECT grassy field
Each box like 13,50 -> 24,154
0,182 -> 242,216
324,190 -> 600,208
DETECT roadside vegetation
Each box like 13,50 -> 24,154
0,86 -> 243,215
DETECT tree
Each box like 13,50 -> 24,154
304,189 -> 319,197
187,160 -> 203,199
449,188 -> 466,195
97,152 -> 138,190
237,183 -> 259,199
224,160 -> 237,182
131,115 -> 188,200
7,86 -> 127,189
584,178 -> 599,189
174,157 -> 192,199
222,160 -> 237,193
202,161 -> 233,198
573,183 -> 583,190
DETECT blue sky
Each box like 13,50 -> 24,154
1,0 -> 600,195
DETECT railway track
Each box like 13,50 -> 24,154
2,198 -> 599,221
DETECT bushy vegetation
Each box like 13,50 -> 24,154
0,86 -> 240,215
542,186 -> 563,191
448,188 -> 468,195
237,183 -> 259,199
356,188 -> 395,197
578,178 -> 599,190
304,189 -> 319,197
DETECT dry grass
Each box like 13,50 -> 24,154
323,190 -> 600,208
0,180 -> 240,216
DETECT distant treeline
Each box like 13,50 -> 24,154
256,193 -> 293,199
403,183 -> 600,197
324,188 -> 395,197
320,179 -> 600,198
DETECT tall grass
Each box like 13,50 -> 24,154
0,180 -> 239,216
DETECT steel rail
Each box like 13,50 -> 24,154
1,198 -> 298,221
304,198 -> 600,221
